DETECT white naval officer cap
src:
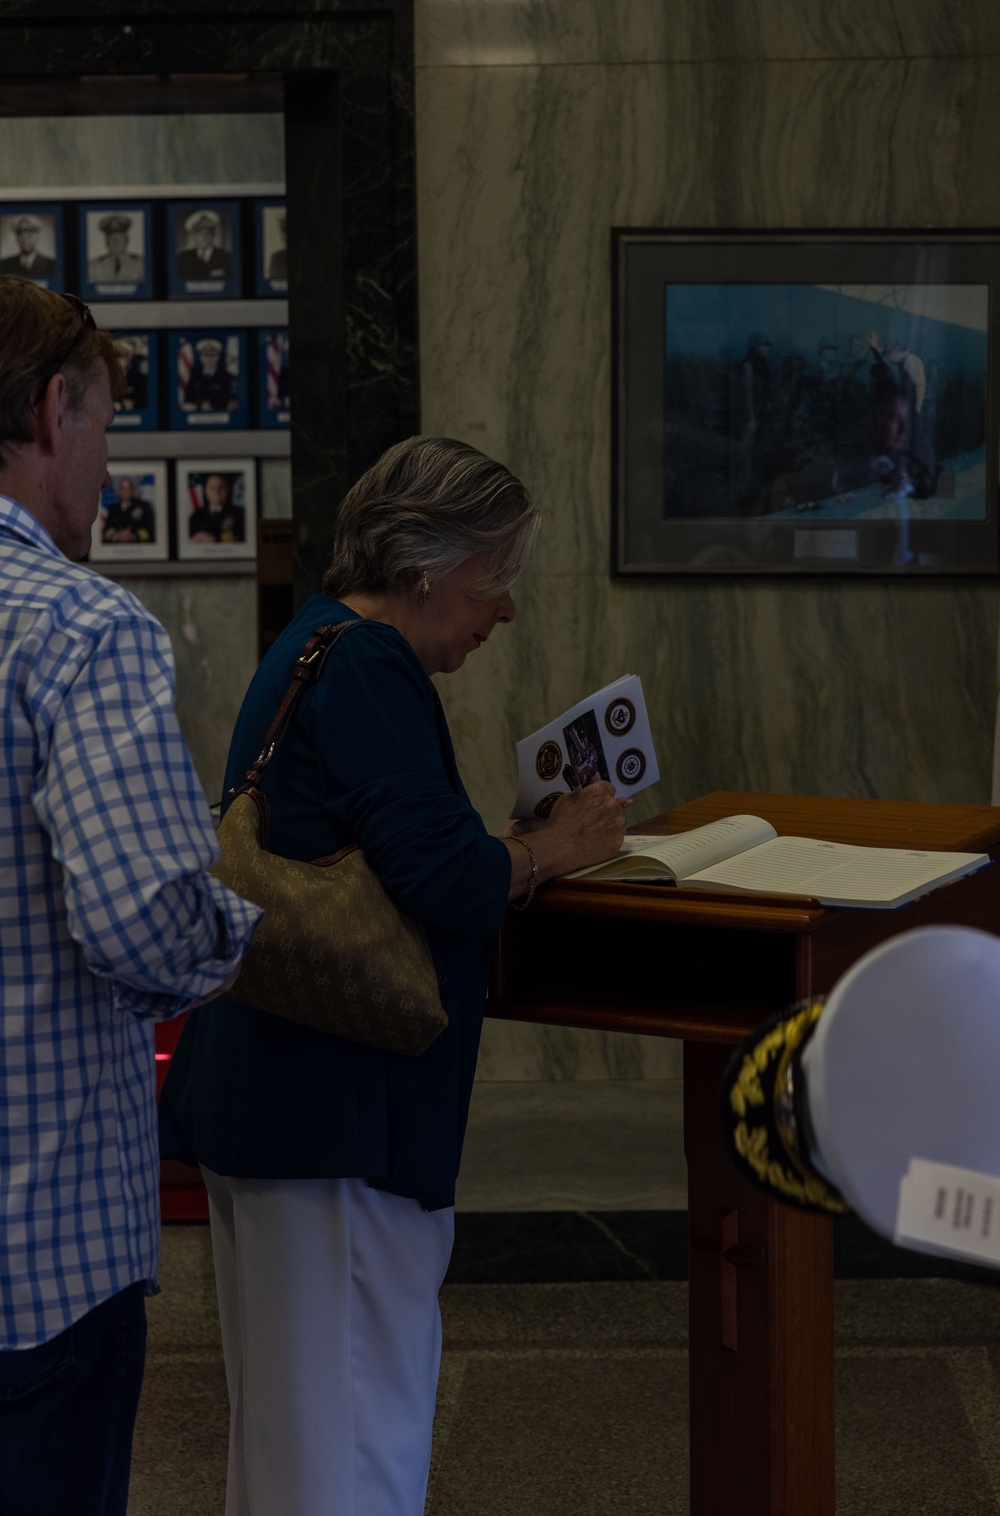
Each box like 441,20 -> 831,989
184,209 -> 221,234
721,925 -> 1000,1265
195,338 -> 223,356
12,214 -> 42,233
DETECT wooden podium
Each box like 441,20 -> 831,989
489,792 -> 1000,1516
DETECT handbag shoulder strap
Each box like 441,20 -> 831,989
233,618 -> 365,794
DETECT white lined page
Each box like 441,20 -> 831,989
685,835 -> 987,906
570,814 -> 776,881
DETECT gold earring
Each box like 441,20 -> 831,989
418,570 -> 431,606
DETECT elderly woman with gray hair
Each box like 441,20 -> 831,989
160,436 -> 625,1516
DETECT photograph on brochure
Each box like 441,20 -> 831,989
90,463 -> 168,563
257,329 -> 289,427
78,202 -> 153,300
167,331 -> 248,430
167,199 -> 242,299
512,674 -> 659,819
176,459 -> 256,561
0,205 -> 63,289
255,199 -> 287,295
109,331 -> 159,431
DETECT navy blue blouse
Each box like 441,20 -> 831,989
158,595 -> 511,1209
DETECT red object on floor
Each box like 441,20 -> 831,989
155,1015 -> 209,1222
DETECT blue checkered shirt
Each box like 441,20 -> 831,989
0,495 -> 261,1349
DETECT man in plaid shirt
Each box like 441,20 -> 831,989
0,277 -> 261,1515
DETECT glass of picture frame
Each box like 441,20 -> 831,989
614,229 -> 1000,576
109,330 -> 160,431
256,199 -> 287,296
78,202 -> 153,300
90,462 -> 169,563
0,204 -> 64,289
257,329 -> 289,427
168,330 -> 249,430
175,458 -> 257,562
168,199 -> 242,299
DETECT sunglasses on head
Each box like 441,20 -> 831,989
34,291 -> 97,399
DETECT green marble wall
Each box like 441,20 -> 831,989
417,2 -> 1000,829
415,0 -> 1000,1078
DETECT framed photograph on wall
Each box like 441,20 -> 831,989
175,459 -> 257,562
90,463 -> 168,563
78,202 -> 153,299
0,204 -> 63,289
614,230 -> 1000,575
167,199 -> 242,298
255,199 -> 287,295
257,329 -> 289,427
109,331 -> 159,431
167,330 -> 248,430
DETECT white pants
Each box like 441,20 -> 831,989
202,1169 -> 455,1516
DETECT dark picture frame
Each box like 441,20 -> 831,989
257,329 -> 290,428
109,330 -> 159,431
167,330 -> 249,430
0,203 -> 63,290
167,198 -> 242,299
256,198 -> 287,296
78,201 -> 153,300
614,230 -> 1000,576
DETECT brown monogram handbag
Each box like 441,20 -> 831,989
210,621 -> 448,1056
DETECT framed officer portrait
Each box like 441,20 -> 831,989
256,199 -> 287,296
168,199 -> 242,299
257,329 -> 289,427
0,205 -> 63,290
176,458 -> 257,562
90,463 -> 168,563
78,202 -> 153,300
168,330 -> 249,430
109,331 -> 159,431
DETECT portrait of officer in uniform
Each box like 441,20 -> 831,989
187,472 -> 246,545
175,209 -> 232,281
0,213 -> 58,283
176,458 -> 256,561
268,212 -> 287,280
114,335 -> 149,414
101,475 -> 156,545
179,338 -> 239,413
87,213 -> 145,284
256,200 -> 288,294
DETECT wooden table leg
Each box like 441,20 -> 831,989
684,1040 -> 835,1515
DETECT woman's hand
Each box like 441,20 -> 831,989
502,780 -> 628,901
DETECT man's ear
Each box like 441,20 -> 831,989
33,372 -> 68,457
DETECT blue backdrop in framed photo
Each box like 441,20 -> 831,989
0,204 -> 64,290
255,199 -> 287,296
257,329 -> 289,427
167,200 -> 242,299
78,202 -> 153,300
168,331 -> 248,430
109,331 -> 159,432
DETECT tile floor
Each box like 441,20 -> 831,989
126,1082 -> 1000,1513
129,1230 -> 1000,1516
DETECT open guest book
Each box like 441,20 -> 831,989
570,813 -> 991,909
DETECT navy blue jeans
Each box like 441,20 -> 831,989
0,1281 -> 147,1516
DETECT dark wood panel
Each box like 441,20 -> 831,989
531,877 -> 826,931
495,910 -> 797,1015
486,998 -> 780,1046
685,1042 -> 834,1516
